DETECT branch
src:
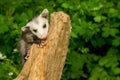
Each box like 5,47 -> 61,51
14,11 -> 71,80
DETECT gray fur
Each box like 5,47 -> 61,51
18,28 -> 40,65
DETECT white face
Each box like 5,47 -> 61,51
21,9 -> 49,39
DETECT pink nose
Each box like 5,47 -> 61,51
40,35 -> 47,39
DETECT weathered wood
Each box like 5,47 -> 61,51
14,11 -> 71,80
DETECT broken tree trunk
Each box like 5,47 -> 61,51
14,11 -> 71,80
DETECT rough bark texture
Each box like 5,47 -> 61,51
14,11 -> 71,80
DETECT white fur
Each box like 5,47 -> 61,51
21,9 -> 49,39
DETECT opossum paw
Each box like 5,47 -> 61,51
25,53 -> 29,60
39,40 -> 46,47
25,49 -> 30,60
25,56 -> 28,60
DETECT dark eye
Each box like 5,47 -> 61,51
33,29 -> 37,32
43,24 -> 46,28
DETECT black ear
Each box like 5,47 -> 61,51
41,9 -> 49,19
21,26 -> 30,31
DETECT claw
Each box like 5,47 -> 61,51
25,49 -> 30,60
39,40 -> 46,47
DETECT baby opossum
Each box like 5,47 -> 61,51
18,28 -> 40,65
18,9 -> 49,65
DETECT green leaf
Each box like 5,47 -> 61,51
0,24 -> 9,34
110,28 -> 119,37
109,8 -> 118,17
112,68 -> 120,75
117,76 -> 120,80
91,4 -> 103,11
99,57 -> 108,66
101,16 -> 107,21
62,3 -> 69,9
67,52 -> 86,71
94,16 -> 101,22
112,37 -> 120,47
71,31 -> 78,38
91,37 -> 105,47
89,66 -> 103,80
99,54 -> 118,68
17,13 -> 28,22
102,27 -> 110,37
94,15 -> 107,22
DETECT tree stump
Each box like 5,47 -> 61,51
14,11 -> 71,80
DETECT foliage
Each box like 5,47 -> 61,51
0,0 -> 120,80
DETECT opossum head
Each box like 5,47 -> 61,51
21,9 -> 49,39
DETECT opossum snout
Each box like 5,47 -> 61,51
39,35 -> 47,39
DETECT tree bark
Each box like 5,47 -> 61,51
14,11 -> 71,80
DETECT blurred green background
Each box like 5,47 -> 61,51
0,0 -> 120,80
